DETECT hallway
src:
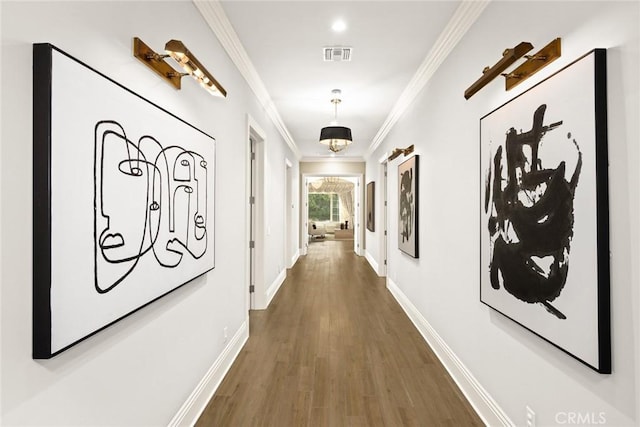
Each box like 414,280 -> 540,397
196,240 -> 483,426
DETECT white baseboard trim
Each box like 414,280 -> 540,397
265,268 -> 286,307
386,278 -> 513,427
290,249 -> 300,268
168,320 -> 249,427
364,250 -> 381,276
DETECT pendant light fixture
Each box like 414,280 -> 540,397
319,89 -> 352,153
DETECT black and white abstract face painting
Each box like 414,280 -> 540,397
480,50 -> 610,373
94,120 -> 211,294
398,155 -> 418,258
33,44 -> 216,358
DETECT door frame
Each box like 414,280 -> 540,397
246,115 -> 266,311
284,158 -> 297,268
379,154 -> 389,277
301,172 -> 364,257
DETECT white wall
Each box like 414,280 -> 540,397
250,115 -> 300,309
263,125 -> 297,298
367,1 -> 639,425
0,1 -> 296,425
364,156 -> 386,274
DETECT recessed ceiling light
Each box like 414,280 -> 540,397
332,20 -> 347,32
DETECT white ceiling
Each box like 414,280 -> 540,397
214,1 -> 472,161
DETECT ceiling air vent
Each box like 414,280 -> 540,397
323,47 -> 352,62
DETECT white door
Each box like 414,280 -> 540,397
353,178 -> 360,255
285,160 -> 294,267
381,162 -> 388,276
301,177 -> 309,256
249,137 -> 256,309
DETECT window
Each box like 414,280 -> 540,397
309,193 -> 341,222
331,194 -> 339,222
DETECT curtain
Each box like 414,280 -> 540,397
339,190 -> 354,225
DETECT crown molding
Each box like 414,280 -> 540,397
366,0 -> 491,157
194,0 -> 301,159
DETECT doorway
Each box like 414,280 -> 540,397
380,161 -> 388,276
302,174 -> 363,257
285,159 -> 296,268
249,137 -> 256,309
247,117 -> 266,311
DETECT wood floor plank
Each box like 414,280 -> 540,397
196,240 -> 483,426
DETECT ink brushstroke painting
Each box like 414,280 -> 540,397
485,104 -> 581,320
366,181 -> 375,232
33,44 -> 215,358
398,155 -> 418,258
479,49 -> 610,372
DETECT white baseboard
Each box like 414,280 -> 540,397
168,320 -> 249,427
364,250 -> 381,276
265,268 -> 286,307
386,278 -> 513,427
290,249 -> 300,268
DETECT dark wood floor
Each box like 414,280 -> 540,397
196,240 -> 483,426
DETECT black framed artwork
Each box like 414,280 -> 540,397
366,181 -> 375,232
398,155 -> 419,258
33,43 -> 216,358
480,49 -> 610,373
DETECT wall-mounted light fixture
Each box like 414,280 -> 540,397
504,38 -> 562,91
133,37 -> 227,98
164,39 -> 227,97
133,37 -> 184,89
388,144 -> 414,161
464,42 -> 533,100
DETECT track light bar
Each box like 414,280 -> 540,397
388,145 -> 414,161
133,37 -> 227,98
165,39 -> 227,98
464,42 -> 533,100
133,37 -> 183,89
